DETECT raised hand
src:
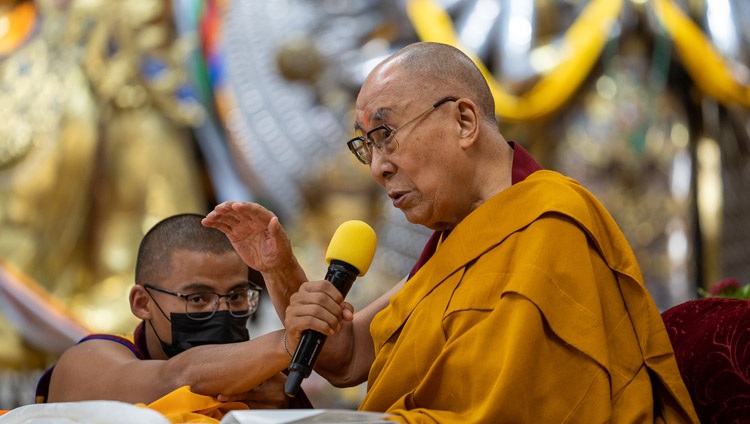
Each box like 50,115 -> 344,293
202,201 -> 293,273
203,201 -> 308,320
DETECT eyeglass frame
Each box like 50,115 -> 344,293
143,282 -> 262,321
347,97 -> 458,165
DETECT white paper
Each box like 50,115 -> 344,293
220,409 -> 391,424
0,401 -> 170,424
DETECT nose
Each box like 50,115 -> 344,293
215,295 -> 232,311
369,149 -> 394,183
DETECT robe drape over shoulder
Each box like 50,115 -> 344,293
360,170 -> 698,423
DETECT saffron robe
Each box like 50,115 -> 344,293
360,170 -> 698,423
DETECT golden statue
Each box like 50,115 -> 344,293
0,0 -> 207,372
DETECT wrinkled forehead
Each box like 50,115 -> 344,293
353,99 -> 396,132
354,63 -> 415,131
354,93 -> 434,134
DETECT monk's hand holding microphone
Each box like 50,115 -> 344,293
284,220 -> 377,397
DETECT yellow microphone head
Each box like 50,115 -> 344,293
325,220 -> 377,276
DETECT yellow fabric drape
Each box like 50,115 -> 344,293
652,0 -> 750,107
406,0 -> 623,121
361,170 -> 698,423
138,386 -> 248,424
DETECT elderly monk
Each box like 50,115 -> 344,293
203,42 -> 698,423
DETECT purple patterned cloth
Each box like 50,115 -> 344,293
661,298 -> 750,423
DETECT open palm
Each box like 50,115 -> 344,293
203,201 -> 293,272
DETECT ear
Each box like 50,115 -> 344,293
130,285 -> 152,320
455,99 -> 480,149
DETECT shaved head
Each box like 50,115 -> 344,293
374,42 -> 497,125
135,214 -> 237,284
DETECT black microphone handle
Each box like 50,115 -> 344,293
327,260 -> 359,296
285,261 -> 359,397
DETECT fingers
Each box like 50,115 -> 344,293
285,281 -> 347,342
268,216 -> 281,233
230,203 -> 277,231
203,202 -> 276,233
202,201 -> 243,234
216,373 -> 290,409
262,216 -> 291,258
231,201 -> 273,217
267,216 -> 291,247
341,302 -> 355,322
216,392 -> 248,402
246,374 -> 290,409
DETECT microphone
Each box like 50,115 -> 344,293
284,220 -> 377,398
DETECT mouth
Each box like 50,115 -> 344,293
388,191 -> 407,207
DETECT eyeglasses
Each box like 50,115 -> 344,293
347,97 -> 457,165
144,283 -> 262,320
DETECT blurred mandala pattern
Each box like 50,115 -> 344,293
200,0 -> 749,312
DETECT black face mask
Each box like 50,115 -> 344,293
157,310 -> 250,358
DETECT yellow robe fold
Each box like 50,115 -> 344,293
139,385 -> 248,423
361,170 -> 698,423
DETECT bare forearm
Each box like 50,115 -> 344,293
262,257 -> 308,320
168,330 -> 290,396
47,334 -> 291,405
313,318 -> 374,387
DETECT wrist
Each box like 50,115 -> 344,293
262,265 -> 306,294
283,332 -> 293,358
262,257 -> 305,279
